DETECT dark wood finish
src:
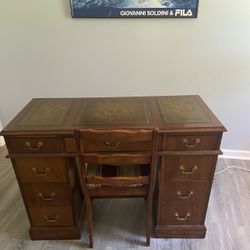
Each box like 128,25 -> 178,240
83,153 -> 152,165
8,137 -> 64,153
158,204 -> 205,225
0,96 -> 226,242
88,186 -> 148,197
155,225 -> 206,238
163,134 -> 219,151
29,226 -> 82,240
22,183 -> 72,206
29,206 -> 74,227
75,129 -> 159,247
14,157 -> 68,183
161,181 -> 210,204
161,155 -> 217,181
80,129 -> 153,152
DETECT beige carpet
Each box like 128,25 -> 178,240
0,145 -> 250,250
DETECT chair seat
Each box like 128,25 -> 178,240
86,164 -> 150,187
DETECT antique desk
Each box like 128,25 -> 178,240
0,96 -> 226,240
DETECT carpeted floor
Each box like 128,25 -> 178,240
0,145 -> 249,250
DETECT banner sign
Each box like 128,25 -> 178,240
71,0 -> 199,18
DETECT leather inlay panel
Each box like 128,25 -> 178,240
18,99 -> 73,126
75,99 -> 151,125
157,96 -> 210,123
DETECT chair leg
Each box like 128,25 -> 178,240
146,197 -> 152,246
85,197 -> 94,248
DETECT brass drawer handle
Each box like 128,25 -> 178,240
105,142 -> 120,149
38,192 -> 56,201
32,167 -> 50,176
177,191 -> 194,199
179,165 -> 198,175
25,141 -> 43,151
44,214 -> 60,223
175,212 -> 190,221
182,138 -> 200,148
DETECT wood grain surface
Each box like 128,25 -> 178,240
0,145 -> 249,250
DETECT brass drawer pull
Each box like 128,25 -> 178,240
38,192 -> 56,201
25,141 -> 43,151
105,142 -> 120,149
44,214 -> 60,223
182,138 -> 200,148
177,191 -> 194,199
179,165 -> 198,175
175,212 -> 190,221
32,167 -> 50,176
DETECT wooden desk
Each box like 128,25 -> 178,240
0,96 -> 226,240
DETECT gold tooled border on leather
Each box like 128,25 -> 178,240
157,96 -> 210,123
74,99 -> 151,125
18,99 -> 74,126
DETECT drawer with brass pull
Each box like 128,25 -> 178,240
159,205 -> 204,225
14,157 -> 68,183
29,206 -> 74,227
8,137 -> 63,153
162,155 -> 217,181
163,134 -> 219,151
78,130 -> 153,152
81,140 -> 152,152
22,183 -> 71,206
161,181 -> 209,205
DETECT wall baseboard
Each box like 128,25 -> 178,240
220,149 -> 250,160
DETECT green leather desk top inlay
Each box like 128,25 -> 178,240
18,99 -> 73,126
75,99 -> 151,125
157,96 -> 210,123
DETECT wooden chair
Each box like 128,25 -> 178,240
74,129 -> 159,248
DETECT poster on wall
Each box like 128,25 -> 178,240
71,0 -> 199,18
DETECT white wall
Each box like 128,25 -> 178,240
0,0 -> 249,151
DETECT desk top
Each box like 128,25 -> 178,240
1,96 -> 226,135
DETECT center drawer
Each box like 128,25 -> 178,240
80,140 -> 152,152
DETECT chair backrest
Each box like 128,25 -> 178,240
75,129 -> 158,190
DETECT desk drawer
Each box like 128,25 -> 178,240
29,206 -> 74,227
159,204 -> 204,225
14,157 -> 68,183
22,183 -> 71,206
8,137 -> 63,153
81,140 -> 152,152
163,134 -> 219,151
161,181 -> 209,205
162,155 -> 216,181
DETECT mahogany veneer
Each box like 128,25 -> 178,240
0,95 -> 226,240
